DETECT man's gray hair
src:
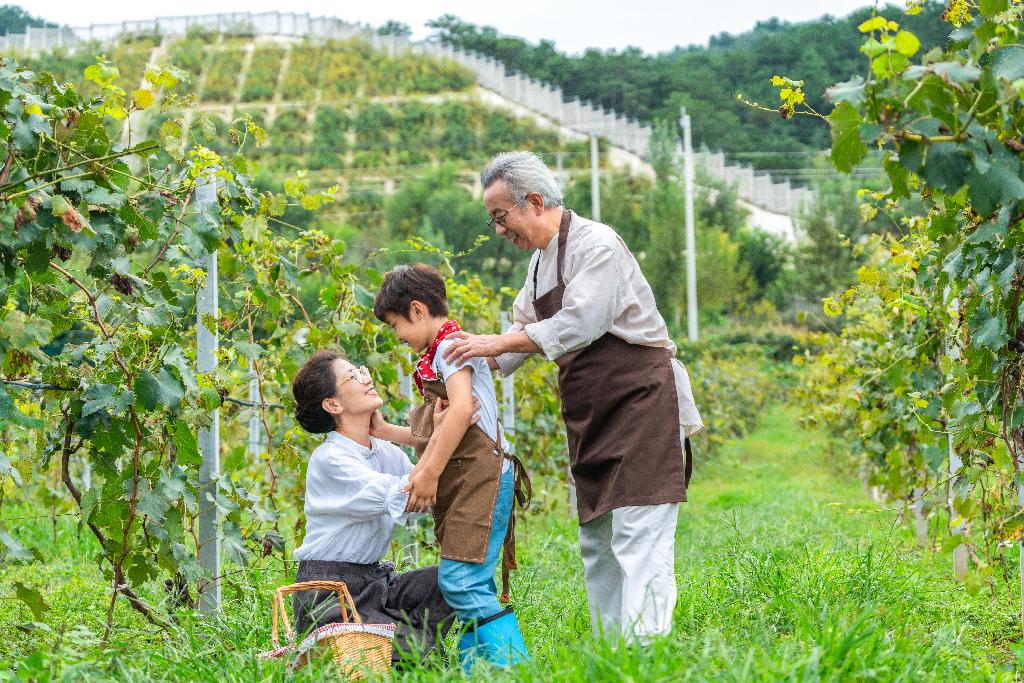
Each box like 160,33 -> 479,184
480,151 -> 563,209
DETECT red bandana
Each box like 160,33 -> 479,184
414,319 -> 462,395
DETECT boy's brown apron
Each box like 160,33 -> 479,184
409,378 -> 530,600
533,209 -> 692,525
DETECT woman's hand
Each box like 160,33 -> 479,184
433,396 -> 482,428
369,409 -> 390,438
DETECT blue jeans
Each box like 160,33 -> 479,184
438,467 -> 514,622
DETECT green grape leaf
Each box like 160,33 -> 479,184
918,144 -> 971,196
158,464 -> 188,502
13,582 -> 50,619
0,530 -> 35,562
171,543 -> 205,582
964,135 -> 1024,217
80,384 -> 134,418
199,387 -> 222,410
894,31 -> 920,57
883,153 -> 910,199
222,520 -> 249,565
234,341 -> 262,360
980,0 -> 1009,16
0,386 -> 43,428
134,368 -> 184,411
80,487 -> 100,523
240,215 -> 267,242
163,347 -> 199,395
991,44 -> 1024,82
138,488 -> 170,525
904,61 -> 982,86
173,419 -> 200,466
971,307 -> 1008,352
84,186 -> 125,209
828,101 -> 867,173
825,76 -> 866,105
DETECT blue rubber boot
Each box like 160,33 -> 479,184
458,606 -> 529,672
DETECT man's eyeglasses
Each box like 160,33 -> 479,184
486,196 -> 527,231
340,365 -> 372,388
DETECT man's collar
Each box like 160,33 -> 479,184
538,210 -> 567,254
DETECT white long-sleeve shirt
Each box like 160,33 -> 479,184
495,212 -> 704,437
294,431 -> 414,564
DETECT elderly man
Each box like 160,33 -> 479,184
443,151 -> 703,642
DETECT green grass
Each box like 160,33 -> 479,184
3,406 -> 1023,681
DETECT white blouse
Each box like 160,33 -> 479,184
495,212 -> 704,437
294,432 -> 414,564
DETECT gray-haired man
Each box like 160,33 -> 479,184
443,151 -> 703,642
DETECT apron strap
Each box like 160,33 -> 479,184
555,209 -> 571,287
500,454 -> 533,603
684,437 -> 693,488
532,209 -> 572,298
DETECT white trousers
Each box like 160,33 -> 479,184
578,503 -> 679,642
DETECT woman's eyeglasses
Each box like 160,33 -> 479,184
340,366 -> 372,388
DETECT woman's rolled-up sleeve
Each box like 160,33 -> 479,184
305,451 -> 410,522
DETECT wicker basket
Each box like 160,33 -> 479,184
270,580 -> 393,679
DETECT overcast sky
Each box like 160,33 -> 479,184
29,1 -> 883,54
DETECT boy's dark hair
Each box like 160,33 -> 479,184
292,349 -> 345,434
373,264 -> 448,322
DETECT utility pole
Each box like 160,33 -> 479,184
590,130 -> 601,222
679,107 -> 698,342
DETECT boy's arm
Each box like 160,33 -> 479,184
404,368 -> 475,511
371,397 -> 481,450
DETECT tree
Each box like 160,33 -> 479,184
645,121 -> 686,329
377,20 -> 412,37
563,169 -> 652,249
785,173 -> 899,309
0,56 -> 338,641
383,164 -> 521,287
0,5 -> 54,35
694,230 -> 754,324
769,1 -> 1024,622
428,4 -> 952,172
736,228 -> 787,296
695,167 -> 748,236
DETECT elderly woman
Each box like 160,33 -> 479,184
289,349 -> 477,665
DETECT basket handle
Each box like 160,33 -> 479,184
271,580 -> 361,647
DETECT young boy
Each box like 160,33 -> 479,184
372,264 -> 530,671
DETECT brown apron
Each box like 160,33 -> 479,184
533,209 -> 692,525
408,377 -> 531,601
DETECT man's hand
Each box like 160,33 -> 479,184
404,467 -> 440,513
442,330 -> 541,366
442,331 -> 508,365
